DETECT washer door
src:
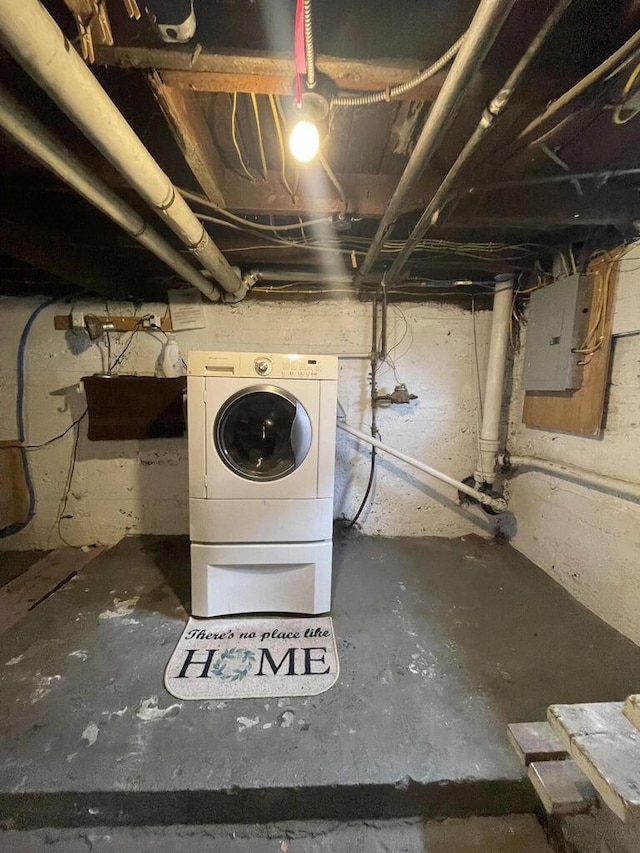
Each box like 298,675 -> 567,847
214,385 -> 312,481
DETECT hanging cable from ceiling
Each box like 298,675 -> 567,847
268,94 -> 296,203
230,91 -> 256,183
250,92 -> 269,181
332,33 -> 466,107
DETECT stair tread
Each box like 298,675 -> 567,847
548,702 -> 640,822
507,721 -> 568,765
623,695 -> 640,731
528,759 -> 596,816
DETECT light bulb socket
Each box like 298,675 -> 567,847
295,90 -> 330,122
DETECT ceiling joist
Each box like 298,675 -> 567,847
95,46 -> 445,101
148,71 -> 226,206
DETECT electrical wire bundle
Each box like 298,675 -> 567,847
572,246 -> 627,364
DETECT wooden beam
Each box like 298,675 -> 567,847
95,46 -> 445,101
53,314 -> 173,332
148,72 -> 226,206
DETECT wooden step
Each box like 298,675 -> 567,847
528,759 -> 597,816
548,702 -> 640,822
623,695 -> 640,731
507,721 -> 568,766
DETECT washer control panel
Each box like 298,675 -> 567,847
280,357 -> 318,378
254,357 -> 273,376
189,352 -> 337,380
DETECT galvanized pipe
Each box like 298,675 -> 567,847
354,0 -> 518,284
338,421 -> 507,512
386,0 -> 575,282
0,0 -> 245,300
0,84 -> 222,301
503,455 -> 640,503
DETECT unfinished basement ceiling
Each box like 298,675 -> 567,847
1,0 -> 640,299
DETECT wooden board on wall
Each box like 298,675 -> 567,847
522,255 -> 618,436
0,443 -> 30,532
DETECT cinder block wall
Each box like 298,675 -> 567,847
0,296 -> 495,549
507,262 -> 640,645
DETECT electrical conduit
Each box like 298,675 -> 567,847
338,421 -> 507,513
0,0 -> 245,301
0,85 -> 225,301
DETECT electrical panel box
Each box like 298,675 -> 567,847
523,273 -> 594,392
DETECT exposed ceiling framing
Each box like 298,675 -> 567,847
0,0 -> 639,300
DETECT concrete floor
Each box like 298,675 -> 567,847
0,815 -> 553,852
0,533 -> 639,831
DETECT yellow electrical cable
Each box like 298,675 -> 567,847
250,93 -> 269,182
613,61 -> 640,125
573,246 -> 627,363
231,91 -> 256,182
268,94 -> 296,204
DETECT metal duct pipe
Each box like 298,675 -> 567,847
0,0 -> 245,301
502,454 -> 640,503
475,275 -> 513,486
338,421 -> 507,513
354,0 -> 517,284
0,84 -> 222,300
386,0 -> 575,282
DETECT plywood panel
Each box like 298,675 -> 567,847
522,255 -> 618,435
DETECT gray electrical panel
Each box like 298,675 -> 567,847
523,273 -> 594,392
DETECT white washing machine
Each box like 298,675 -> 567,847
187,350 -> 338,617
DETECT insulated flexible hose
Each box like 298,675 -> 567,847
332,33 -> 466,107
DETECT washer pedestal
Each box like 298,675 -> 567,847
190,541 -> 333,617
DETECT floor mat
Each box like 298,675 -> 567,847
165,616 -> 339,700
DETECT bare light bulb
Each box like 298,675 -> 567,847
289,119 -> 320,163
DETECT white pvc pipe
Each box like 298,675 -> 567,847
0,84 -> 222,300
338,421 -> 507,512
506,455 -> 640,502
0,0 -> 244,301
476,276 -> 514,484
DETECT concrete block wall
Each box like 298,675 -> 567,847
506,259 -> 640,645
0,295 -> 495,550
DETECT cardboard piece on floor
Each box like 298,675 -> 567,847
165,616 -> 339,700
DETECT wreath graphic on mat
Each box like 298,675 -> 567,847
210,648 -> 256,682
